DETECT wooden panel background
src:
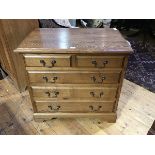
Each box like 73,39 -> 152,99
0,19 -> 39,91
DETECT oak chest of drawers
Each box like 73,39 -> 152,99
14,28 -> 133,122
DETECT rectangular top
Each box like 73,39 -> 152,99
14,28 -> 133,54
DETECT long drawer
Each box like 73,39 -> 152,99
31,85 -> 117,100
35,100 -> 114,113
76,56 -> 124,68
28,70 -> 121,84
24,54 -> 71,67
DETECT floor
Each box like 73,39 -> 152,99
0,77 -> 155,135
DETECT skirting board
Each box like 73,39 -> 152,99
33,112 -> 117,123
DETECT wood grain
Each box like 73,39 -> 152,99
0,19 -> 39,91
14,28 -> 133,53
24,54 -> 71,67
33,113 -> 117,123
28,70 -> 121,84
76,55 -> 124,68
35,100 -> 114,113
31,85 -> 118,100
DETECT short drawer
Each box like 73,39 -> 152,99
24,54 -> 71,67
28,70 -> 121,84
31,85 -> 117,100
76,56 -> 124,68
35,100 -> 114,113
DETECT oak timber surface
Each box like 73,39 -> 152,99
14,28 -> 132,121
0,19 -> 39,91
0,77 -> 155,135
14,28 -> 133,53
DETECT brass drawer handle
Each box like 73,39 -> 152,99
51,59 -> 56,67
40,60 -> 46,67
102,60 -> 108,67
45,91 -> 50,97
40,59 -> 56,67
48,105 -> 61,112
91,76 -> 96,82
92,60 -> 97,67
89,105 -> 102,112
91,76 -> 106,83
43,76 -> 58,83
91,60 -> 108,68
90,91 -> 104,98
45,91 -> 59,98
43,76 -> 48,82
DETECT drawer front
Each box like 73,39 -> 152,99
76,56 -> 124,68
28,71 -> 121,84
24,54 -> 71,67
35,100 -> 114,113
32,86 -> 117,100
